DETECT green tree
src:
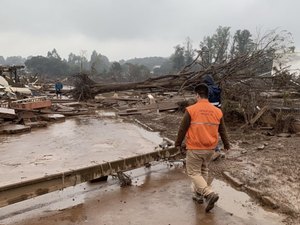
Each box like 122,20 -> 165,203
25,55 -> 70,77
47,48 -> 61,60
231,29 -> 254,57
200,26 -> 231,66
0,56 -> 5,65
289,46 -> 295,53
184,37 -> 195,65
109,62 -> 123,81
90,50 -> 110,74
171,45 -> 185,72
67,53 -> 81,73
5,56 -> 26,65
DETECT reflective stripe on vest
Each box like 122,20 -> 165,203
191,122 -> 219,126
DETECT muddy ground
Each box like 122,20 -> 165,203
0,110 -> 299,225
0,164 -> 284,225
131,111 -> 300,225
0,114 -> 288,225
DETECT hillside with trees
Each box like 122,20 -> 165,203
1,27 -> 296,83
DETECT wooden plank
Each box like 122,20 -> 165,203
249,105 -> 269,125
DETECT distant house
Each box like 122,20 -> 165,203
151,65 -> 161,74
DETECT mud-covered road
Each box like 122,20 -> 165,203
132,112 -> 300,225
1,165 -> 284,225
0,114 -> 295,224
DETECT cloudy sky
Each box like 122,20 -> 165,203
0,0 -> 298,61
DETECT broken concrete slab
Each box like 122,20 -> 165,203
0,107 -> 16,119
0,124 -> 31,134
118,101 -> 178,116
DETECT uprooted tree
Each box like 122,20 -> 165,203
72,30 -> 300,129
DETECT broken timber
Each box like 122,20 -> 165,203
0,147 -> 180,208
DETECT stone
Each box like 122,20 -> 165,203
244,185 -> 263,197
40,114 -> 65,122
277,133 -> 291,138
261,196 -> 279,209
223,171 -> 244,187
257,145 -> 265,150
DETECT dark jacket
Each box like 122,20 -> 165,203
203,75 -> 221,107
55,82 -> 63,91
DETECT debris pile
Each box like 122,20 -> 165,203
0,71 -> 93,134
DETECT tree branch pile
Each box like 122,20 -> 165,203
72,30 -> 298,101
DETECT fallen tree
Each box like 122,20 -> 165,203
72,30 -> 298,102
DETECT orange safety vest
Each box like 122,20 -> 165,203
186,99 -> 223,150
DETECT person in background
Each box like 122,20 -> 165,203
203,74 -> 224,158
175,83 -> 230,212
55,80 -> 63,99
203,74 -> 222,108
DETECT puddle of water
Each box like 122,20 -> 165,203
214,180 -> 281,224
0,164 -> 284,225
0,117 -> 163,186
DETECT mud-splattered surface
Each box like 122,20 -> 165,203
132,112 -> 300,224
0,165 -> 284,225
0,116 -> 162,187
0,112 -> 298,224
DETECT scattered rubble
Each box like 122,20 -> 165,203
1,59 -> 300,224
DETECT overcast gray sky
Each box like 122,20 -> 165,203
0,0 -> 299,61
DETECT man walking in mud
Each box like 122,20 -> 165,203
175,83 -> 230,212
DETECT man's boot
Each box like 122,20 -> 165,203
192,192 -> 204,204
205,192 -> 219,212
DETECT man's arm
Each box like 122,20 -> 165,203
175,110 -> 191,148
218,117 -> 230,151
